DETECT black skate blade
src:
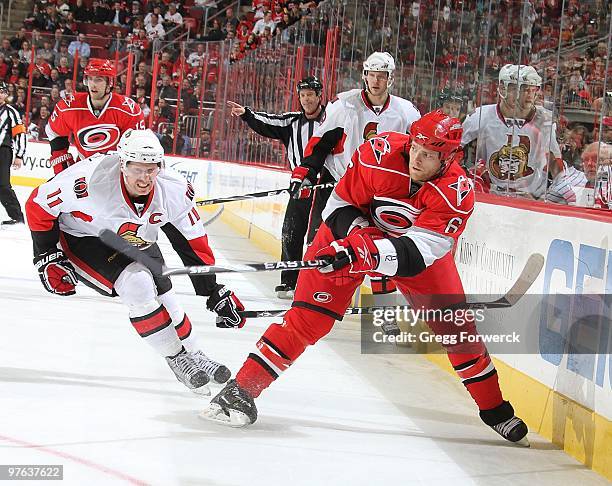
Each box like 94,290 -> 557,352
199,404 -> 252,427
514,436 -> 530,447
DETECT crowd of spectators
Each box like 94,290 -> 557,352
1,0 -> 326,155
1,0 -> 609,179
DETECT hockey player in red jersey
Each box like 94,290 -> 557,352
204,111 -> 530,447
26,129 -> 246,393
46,58 -> 145,174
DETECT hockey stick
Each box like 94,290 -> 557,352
195,181 -> 336,206
201,204 -> 224,227
161,259 -> 328,276
99,229 -> 328,277
239,305 -> 413,319
238,253 -> 545,318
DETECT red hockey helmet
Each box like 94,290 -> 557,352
84,58 -> 117,82
409,110 -> 463,161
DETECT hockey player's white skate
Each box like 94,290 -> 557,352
480,401 -> 530,447
193,350 -> 231,385
200,379 -> 257,427
275,284 -> 294,300
166,350 -> 210,396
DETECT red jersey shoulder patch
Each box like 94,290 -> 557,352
448,175 -> 474,207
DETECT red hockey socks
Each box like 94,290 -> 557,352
448,350 -> 503,410
236,322 -> 308,397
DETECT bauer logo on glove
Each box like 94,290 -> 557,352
207,284 -> 247,328
33,249 -> 78,296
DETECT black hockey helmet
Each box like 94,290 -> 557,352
0,81 -> 8,93
296,76 -> 323,96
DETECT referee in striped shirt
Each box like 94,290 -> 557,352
227,76 -> 325,299
0,81 -> 26,225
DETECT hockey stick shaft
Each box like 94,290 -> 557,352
162,259 -> 328,276
240,254 -> 545,318
195,181 -> 336,206
99,228 -> 328,277
201,205 -> 224,227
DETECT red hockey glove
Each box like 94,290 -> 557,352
50,152 -> 76,175
316,227 -> 383,284
472,159 -> 491,193
33,249 -> 78,296
289,166 -> 314,199
370,276 -> 397,294
207,284 -> 246,328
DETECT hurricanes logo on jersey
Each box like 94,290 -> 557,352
369,134 -> 391,164
363,121 -> 379,141
73,177 -> 89,199
117,222 -> 149,248
489,134 -> 534,180
122,97 -> 137,113
370,197 -> 420,236
448,175 -> 473,206
77,124 -> 122,152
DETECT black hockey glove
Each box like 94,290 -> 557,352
33,249 -> 78,296
206,284 -> 246,328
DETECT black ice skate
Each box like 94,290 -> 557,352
193,350 -> 231,384
480,401 -> 530,447
1,218 -> 24,226
381,319 -> 401,337
275,284 -> 294,300
165,349 -> 210,395
200,379 -> 258,427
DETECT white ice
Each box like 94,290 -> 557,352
0,187 -> 607,486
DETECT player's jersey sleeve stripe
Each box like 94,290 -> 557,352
25,187 -> 57,231
402,227 -> 454,266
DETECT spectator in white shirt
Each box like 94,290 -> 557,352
144,6 -> 162,29
145,14 -> 165,50
253,11 -> 276,36
164,4 -> 183,27
187,43 -> 206,68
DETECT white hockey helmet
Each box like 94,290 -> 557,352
117,129 -> 165,168
363,51 -> 395,89
498,64 -> 542,98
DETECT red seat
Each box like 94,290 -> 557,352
189,7 -> 203,21
183,17 -> 198,33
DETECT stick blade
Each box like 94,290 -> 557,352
502,253 -> 545,306
98,229 -> 164,276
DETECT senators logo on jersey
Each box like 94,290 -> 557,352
117,222 -> 149,248
489,134 -> 534,181
363,121 -> 379,141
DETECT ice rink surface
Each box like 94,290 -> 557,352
0,187 -> 607,486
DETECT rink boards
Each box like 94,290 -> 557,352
12,142 -> 612,479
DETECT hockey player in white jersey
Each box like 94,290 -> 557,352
25,129 -> 246,394
462,64 -> 569,201
290,52 -> 421,245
